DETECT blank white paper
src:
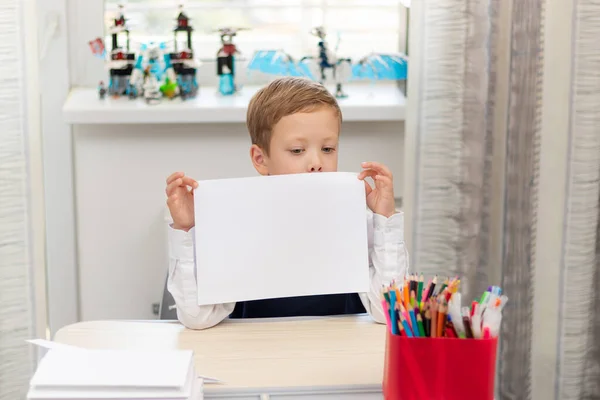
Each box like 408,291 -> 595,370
30,349 -> 193,389
194,172 -> 370,306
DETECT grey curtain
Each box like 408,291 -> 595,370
407,1 -> 543,395
559,1 -> 600,398
406,0 -> 600,398
0,0 -> 36,398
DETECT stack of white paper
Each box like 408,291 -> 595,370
27,348 -> 202,400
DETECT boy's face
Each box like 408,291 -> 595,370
250,107 -> 340,176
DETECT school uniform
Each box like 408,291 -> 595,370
167,210 -> 408,330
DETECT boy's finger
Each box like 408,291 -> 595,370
166,171 -> 184,184
361,162 -> 393,178
165,178 -> 183,196
181,176 -> 198,189
364,180 -> 373,196
357,169 -> 377,181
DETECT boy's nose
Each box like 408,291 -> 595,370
308,160 -> 323,172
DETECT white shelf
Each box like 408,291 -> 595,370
62,84 -> 406,124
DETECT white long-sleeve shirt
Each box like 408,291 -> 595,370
167,210 -> 408,330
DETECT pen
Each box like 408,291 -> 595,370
448,292 -> 465,337
471,303 -> 482,339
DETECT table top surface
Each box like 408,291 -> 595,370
54,315 -> 387,393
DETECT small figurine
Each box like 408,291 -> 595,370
98,81 -> 107,99
216,27 -> 247,96
103,4 -> 136,97
113,4 -> 126,32
169,4 -> 199,100
143,74 -> 161,105
247,26 -> 407,99
160,77 -> 178,99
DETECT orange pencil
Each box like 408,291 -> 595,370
403,280 -> 410,308
437,299 -> 447,338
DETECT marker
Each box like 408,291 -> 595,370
480,286 -> 492,304
462,307 -> 474,339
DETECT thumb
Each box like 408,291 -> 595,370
364,180 -> 373,197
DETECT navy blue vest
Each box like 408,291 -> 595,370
229,293 -> 366,319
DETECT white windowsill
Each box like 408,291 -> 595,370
62,83 -> 406,124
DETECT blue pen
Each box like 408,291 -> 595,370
408,306 -> 419,337
389,290 -> 399,335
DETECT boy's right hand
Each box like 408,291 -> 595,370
166,172 -> 198,232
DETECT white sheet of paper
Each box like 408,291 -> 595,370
194,172 -> 370,306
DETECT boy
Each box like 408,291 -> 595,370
165,77 -> 407,330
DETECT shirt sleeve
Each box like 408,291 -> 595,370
167,225 -> 235,330
359,211 -> 409,324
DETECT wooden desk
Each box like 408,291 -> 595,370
54,315 -> 387,399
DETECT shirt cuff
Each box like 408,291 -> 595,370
168,225 -> 195,261
373,211 -> 404,244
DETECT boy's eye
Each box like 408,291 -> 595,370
322,147 -> 336,153
290,149 -> 304,154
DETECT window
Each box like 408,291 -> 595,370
103,0 -> 408,84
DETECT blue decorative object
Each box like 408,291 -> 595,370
247,26 -> 408,98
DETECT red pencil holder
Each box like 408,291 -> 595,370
383,330 -> 497,400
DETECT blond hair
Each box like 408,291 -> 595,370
246,77 -> 342,154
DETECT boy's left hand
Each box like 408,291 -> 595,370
358,161 -> 396,218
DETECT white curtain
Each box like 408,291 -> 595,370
0,0 -> 37,398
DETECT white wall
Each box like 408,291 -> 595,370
74,122 -> 404,321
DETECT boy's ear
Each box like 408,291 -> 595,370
250,144 -> 269,176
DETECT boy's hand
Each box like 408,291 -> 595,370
358,162 -> 396,218
166,172 -> 198,231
